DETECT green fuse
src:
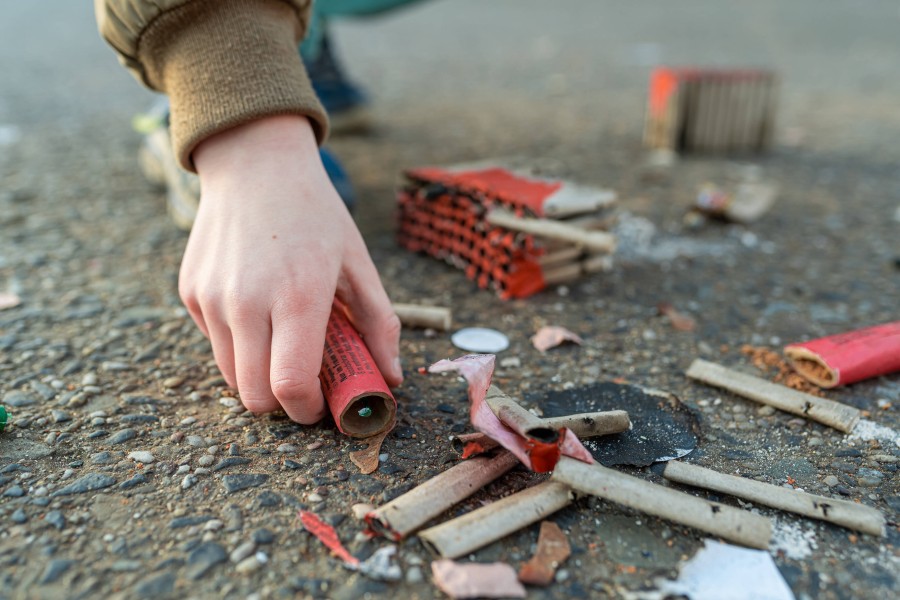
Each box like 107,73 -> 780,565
357,406 -> 373,418
0,405 -> 7,432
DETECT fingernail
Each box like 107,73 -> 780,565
392,357 -> 403,380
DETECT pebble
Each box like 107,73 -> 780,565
82,373 -> 99,385
91,417 -> 106,426
277,443 -> 298,453
222,474 -> 269,494
134,572 -> 176,598
857,468 -> 884,487
186,542 -> 227,580
52,473 -> 116,496
102,361 -> 131,372
169,515 -> 214,529
91,452 -> 116,465
219,397 -> 239,408
213,457 -> 251,472
60,469 -> 75,480
194,468 -> 210,476
307,493 -> 324,503
235,555 -> 263,575
808,437 -> 824,447
170,431 -> 185,443
206,445 -> 219,455
198,455 -> 215,467
186,435 -> 205,447
163,376 -> 185,388
203,519 -> 224,531
252,528 -> 275,544
176,465 -> 191,475
230,540 -> 256,563
119,474 -> 148,490
405,566 -> 424,584
128,451 -> 155,464
109,429 -> 137,444
182,475 -> 197,490
3,485 -> 25,498
180,417 -> 197,426
45,510 -> 66,530
3,390 -> 37,407
824,475 -> 839,487
39,559 -> 76,584
11,508 -> 27,523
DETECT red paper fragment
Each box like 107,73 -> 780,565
299,510 -> 359,567
431,559 -> 526,599
784,321 -> 900,388
428,354 -> 593,472
531,326 -> 584,352
0,292 -> 21,311
518,521 -> 572,586
657,302 -> 697,332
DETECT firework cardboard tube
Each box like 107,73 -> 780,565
664,461 -> 885,536
367,451 -> 520,540
450,432 -> 501,458
392,303 -> 452,331
485,209 -> 617,254
784,321 -> 900,388
320,305 -> 397,438
686,359 -> 861,433
418,482 -> 573,559
551,456 -> 772,549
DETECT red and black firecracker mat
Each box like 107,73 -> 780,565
396,166 -> 615,299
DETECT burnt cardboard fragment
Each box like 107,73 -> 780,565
530,382 -> 699,467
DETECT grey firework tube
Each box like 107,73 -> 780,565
418,482 -> 573,559
664,461 -> 885,536
367,451 -> 520,540
551,457 -> 772,549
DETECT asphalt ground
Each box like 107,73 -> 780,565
1,1 -> 899,599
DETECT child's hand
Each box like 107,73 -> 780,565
181,115 -> 402,423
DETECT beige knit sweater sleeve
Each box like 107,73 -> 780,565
95,0 -> 328,171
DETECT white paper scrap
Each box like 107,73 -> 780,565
656,540 -> 794,600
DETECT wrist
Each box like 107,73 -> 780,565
193,115 -> 320,188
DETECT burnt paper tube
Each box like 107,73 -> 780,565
418,482 -> 573,559
541,410 -> 631,438
551,457 -> 772,549
320,305 -> 397,438
367,451 -> 520,540
663,461 -> 885,536
686,359 -> 860,433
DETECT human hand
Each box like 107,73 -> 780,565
180,115 -> 402,423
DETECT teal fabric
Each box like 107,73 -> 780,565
300,0 -> 424,59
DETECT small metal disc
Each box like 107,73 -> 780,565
451,327 -> 510,353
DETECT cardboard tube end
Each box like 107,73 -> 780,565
784,347 -> 838,388
340,393 -> 395,438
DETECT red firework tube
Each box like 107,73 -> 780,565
320,304 -> 397,438
784,321 -> 900,388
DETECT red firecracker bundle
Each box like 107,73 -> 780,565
396,165 -> 616,299
644,67 -> 778,154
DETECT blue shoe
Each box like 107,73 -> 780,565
303,32 -> 372,134
319,147 -> 357,213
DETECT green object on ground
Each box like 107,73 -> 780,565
0,405 -> 7,432
358,406 -> 373,418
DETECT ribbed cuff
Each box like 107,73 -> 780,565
139,0 -> 328,171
